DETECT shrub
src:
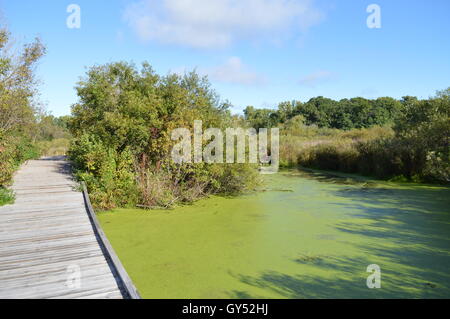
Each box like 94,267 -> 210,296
37,138 -> 70,156
69,134 -> 138,210
68,62 -> 261,209
0,134 -> 39,186
281,88 -> 450,184
0,187 -> 14,206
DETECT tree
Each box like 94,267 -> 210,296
392,89 -> 450,181
371,97 -> 402,126
0,26 -> 45,135
0,24 -> 45,186
277,101 -> 296,123
69,62 -> 258,209
297,96 -> 338,128
243,106 -> 278,129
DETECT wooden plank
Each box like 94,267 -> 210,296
0,156 -> 139,299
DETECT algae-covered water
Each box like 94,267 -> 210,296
98,170 -> 450,298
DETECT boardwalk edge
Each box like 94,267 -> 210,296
81,181 -> 142,299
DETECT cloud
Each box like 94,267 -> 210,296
299,70 -> 334,87
123,0 -> 324,49
171,57 -> 265,85
204,57 -> 266,85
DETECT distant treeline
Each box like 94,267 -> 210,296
244,96 -> 407,130
274,90 -> 450,183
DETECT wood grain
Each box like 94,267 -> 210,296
0,156 -> 137,299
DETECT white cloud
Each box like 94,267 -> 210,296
124,0 -> 324,49
172,57 -> 265,85
299,70 -> 334,87
204,57 -> 266,85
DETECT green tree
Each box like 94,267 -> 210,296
243,106 -> 278,128
298,96 -> 338,128
393,89 -> 450,181
69,62 -> 259,209
0,25 -> 45,186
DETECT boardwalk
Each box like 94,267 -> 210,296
0,157 -> 129,299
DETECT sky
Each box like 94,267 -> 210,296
1,0 -> 449,116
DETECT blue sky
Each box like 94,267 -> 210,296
1,0 -> 449,116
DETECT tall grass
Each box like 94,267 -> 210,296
37,138 -> 70,157
0,187 -> 14,206
280,124 -> 448,183
278,90 -> 450,183
280,125 -> 395,172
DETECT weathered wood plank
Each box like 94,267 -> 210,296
0,156 -> 134,299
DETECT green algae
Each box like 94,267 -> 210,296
98,169 -> 450,298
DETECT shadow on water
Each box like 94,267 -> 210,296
282,168 -> 370,185
229,170 -> 450,298
228,257 -> 413,299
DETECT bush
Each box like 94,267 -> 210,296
37,138 -> 70,156
0,25 -> 47,189
68,62 -> 261,210
0,134 -> 39,186
69,134 -> 138,210
281,88 -> 450,184
293,125 -> 448,183
0,187 -> 14,206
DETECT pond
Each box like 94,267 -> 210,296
98,169 -> 450,298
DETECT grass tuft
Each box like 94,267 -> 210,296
0,187 -> 14,206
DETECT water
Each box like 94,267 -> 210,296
98,169 -> 450,298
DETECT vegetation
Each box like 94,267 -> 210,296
0,187 -> 14,206
0,25 -> 45,188
0,25 -> 71,205
1,22 -> 447,211
248,90 -> 449,184
35,114 -> 71,156
68,62 -> 259,210
245,96 -> 403,130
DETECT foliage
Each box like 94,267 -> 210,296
0,187 -> 14,206
69,62 -> 259,210
392,89 -> 450,182
0,132 -> 39,186
36,114 -> 71,141
245,96 -> 403,130
282,89 -> 449,183
0,27 -> 45,135
244,106 -> 280,129
69,134 -> 138,210
0,24 -> 72,206
136,162 -> 259,208
37,138 -> 71,157
0,25 -> 45,190
34,113 -> 72,156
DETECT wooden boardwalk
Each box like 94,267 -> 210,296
0,157 -> 132,299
